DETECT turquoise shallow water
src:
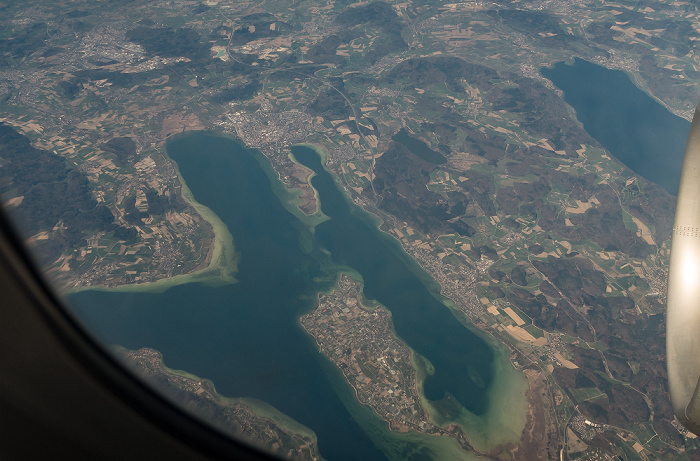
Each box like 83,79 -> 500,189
542,58 -> 690,195
67,133 -> 504,460
291,146 -> 494,413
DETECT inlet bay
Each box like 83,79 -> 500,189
67,133 -> 525,460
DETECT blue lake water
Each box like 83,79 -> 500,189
66,133 -> 500,460
541,57 -> 690,195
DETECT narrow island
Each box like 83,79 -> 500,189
300,274 -> 472,451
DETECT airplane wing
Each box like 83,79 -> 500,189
667,100 -> 700,435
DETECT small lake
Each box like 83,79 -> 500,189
541,57 -> 690,195
66,133 -> 523,460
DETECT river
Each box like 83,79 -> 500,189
541,57 -> 690,195
66,133 -> 525,460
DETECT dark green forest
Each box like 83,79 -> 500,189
0,124 -> 124,263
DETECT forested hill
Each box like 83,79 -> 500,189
0,124 -> 128,265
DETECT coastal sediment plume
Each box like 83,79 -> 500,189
667,100 -> 700,436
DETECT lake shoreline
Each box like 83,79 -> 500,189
541,57 -> 689,195
64,132 -> 239,295
291,144 -> 528,453
68,133 -> 528,460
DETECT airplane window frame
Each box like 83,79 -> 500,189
0,209 -> 275,461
